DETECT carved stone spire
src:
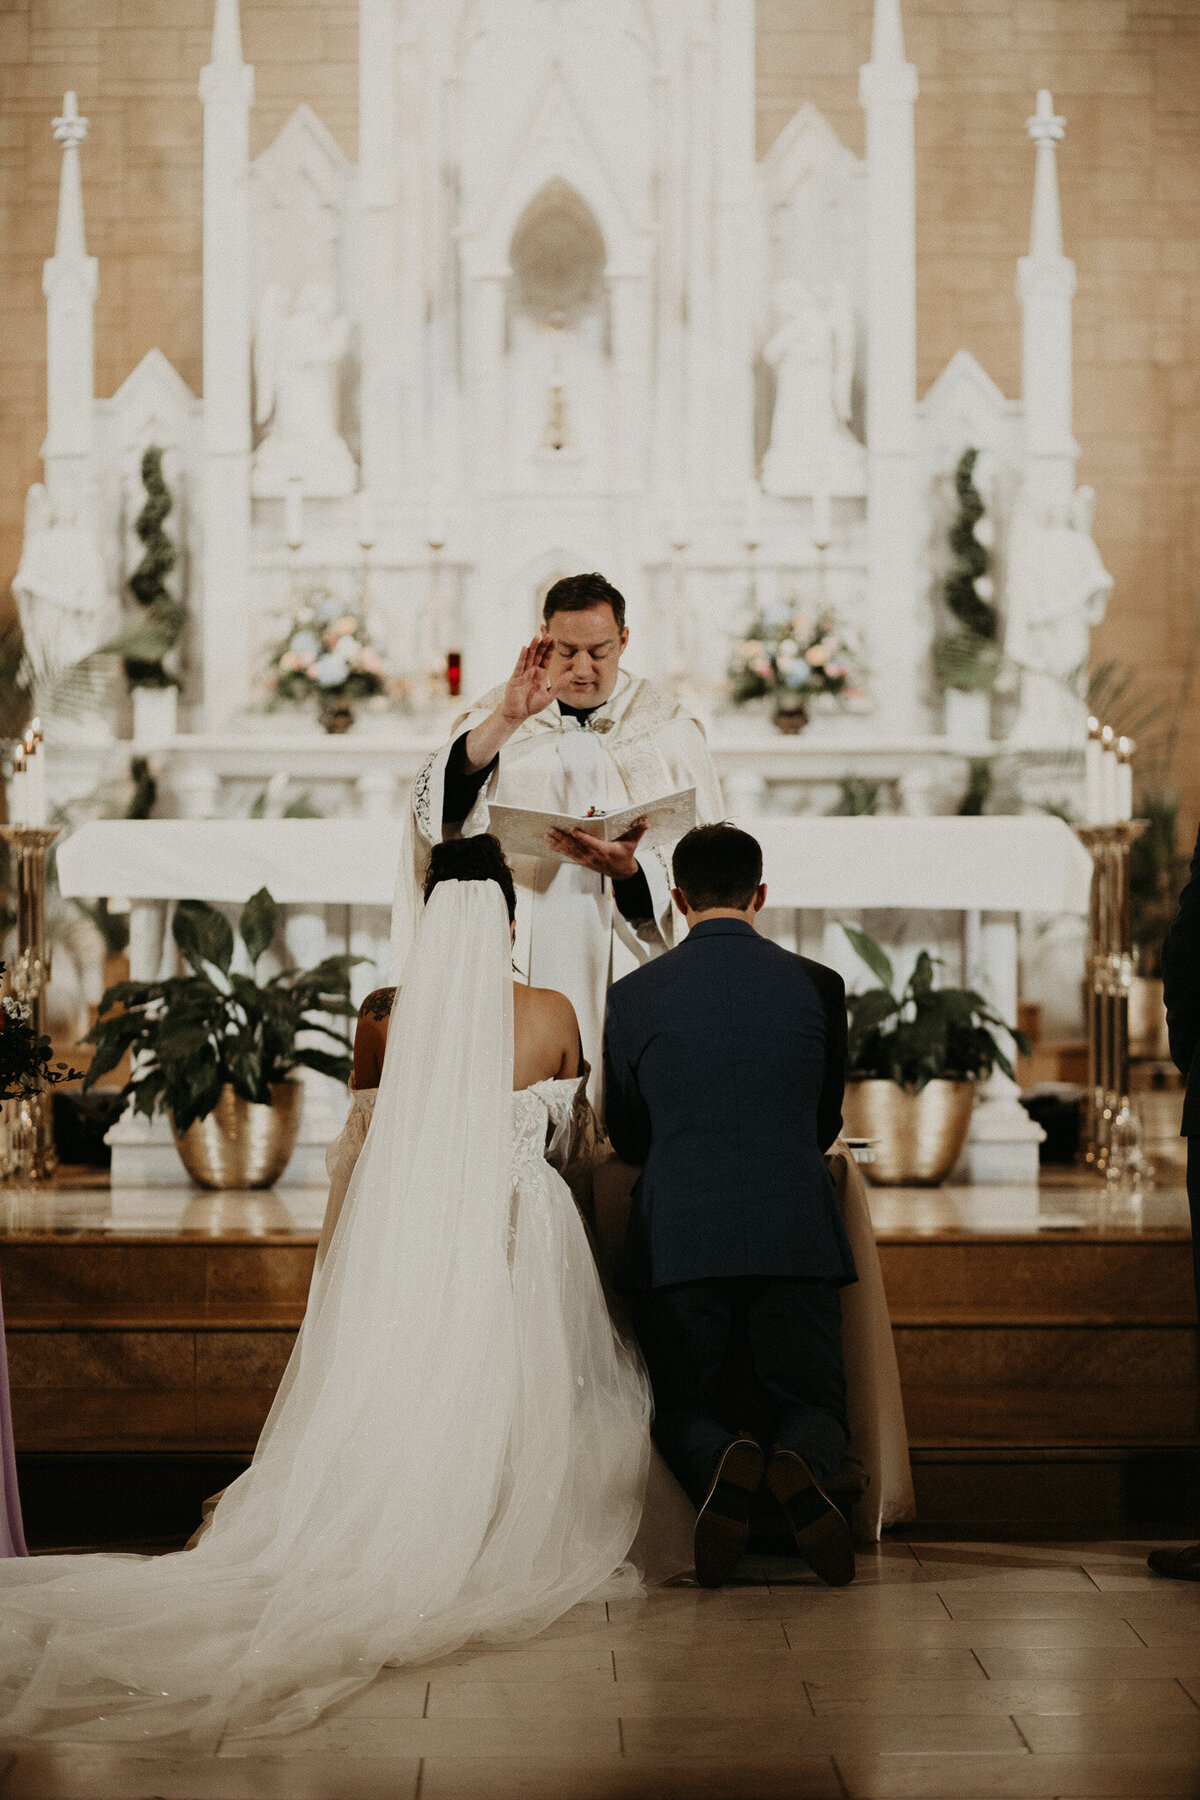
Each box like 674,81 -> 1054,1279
209,0 -> 245,67
42,92 -> 98,500
1026,87 -> 1067,260
869,0 -> 907,67
199,0 -> 254,727
859,0 -> 921,733
51,92 -> 89,259
1017,89 -> 1077,497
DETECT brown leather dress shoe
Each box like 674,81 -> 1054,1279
765,1447 -> 855,1587
1147,1544 -> 1200,1580
693,1436 -> 766,1589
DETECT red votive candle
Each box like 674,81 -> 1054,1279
446,652 -> 462,698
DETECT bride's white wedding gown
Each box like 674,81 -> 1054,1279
0,882 -> 651,1748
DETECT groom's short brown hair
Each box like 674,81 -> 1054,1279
543,572 -> 626,632
672,824 -> 763,913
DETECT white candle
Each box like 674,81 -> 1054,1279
1117,736 -> 1134,822
812,487 -> 832,551
1100,725 -> 1118,824
9,748 -> 27,827
1084,717 -> 1103,825
284,477 -> 304,550
744,480 -> 762,549
357,489 -> 376,550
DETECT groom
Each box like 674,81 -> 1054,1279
603,823 -> 857,1588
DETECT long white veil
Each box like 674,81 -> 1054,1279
0,878 -> 646,1748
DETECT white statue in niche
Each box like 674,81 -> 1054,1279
761,278 -> 866,499
12,483 -> 113,683
1004,485 -> 1114,745
251,282 -> 357,498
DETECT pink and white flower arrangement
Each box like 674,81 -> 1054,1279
729,602 -> 864,714
267,593 -> 392,712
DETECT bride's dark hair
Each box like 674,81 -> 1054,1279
423,833 -> 517,924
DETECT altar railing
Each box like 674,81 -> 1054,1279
127,724 -> 1077,825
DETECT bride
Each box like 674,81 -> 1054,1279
0,835 -> 651,1748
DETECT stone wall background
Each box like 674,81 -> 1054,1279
1,0 -> 1197,826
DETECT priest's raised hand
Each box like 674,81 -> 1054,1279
459,632 -> 579,775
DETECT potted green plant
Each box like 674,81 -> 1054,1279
82,886 -> 359,1189
840,924 -> 1030,1186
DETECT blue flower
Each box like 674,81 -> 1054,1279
312,652 -> 350,690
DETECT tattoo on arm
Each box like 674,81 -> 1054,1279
358,987 -> 397,1023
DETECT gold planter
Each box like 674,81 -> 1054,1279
1128,975 -> 1169,1061
842,1078 -> 975,1186
171,1082 -> 303,1190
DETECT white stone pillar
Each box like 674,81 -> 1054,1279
359,0 -> 402,502
858,0 -> 921,737
41,93 -> 98,532
609,274 -> 650,494
199,0 -> 254,730
683,17 -> 717,502
1017,90 -> 1078,514
957,909 -> 1045,1185
711,0 -> 757,498
469,272 -> 508,489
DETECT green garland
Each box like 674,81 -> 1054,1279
934,447 -> 1002,695
122,446 -> 186,691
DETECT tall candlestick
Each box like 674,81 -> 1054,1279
284,477 -> 304,551
744,480 -> 762,550
1084,715 -> 1103,824
812,487 -> 833,552
357,489 -> 376,550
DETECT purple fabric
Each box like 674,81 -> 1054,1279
0,1276 -> 27,1556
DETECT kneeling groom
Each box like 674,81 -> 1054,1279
603,824 -> 857,1588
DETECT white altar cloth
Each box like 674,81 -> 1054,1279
57,813 -> 1091,917
746,815 -> 1091,915
57,819 -> 404,907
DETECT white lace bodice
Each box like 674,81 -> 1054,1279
328,1075 -> 583,1178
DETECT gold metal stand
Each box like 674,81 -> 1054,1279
1077,821 -> 1146,1174
0,823 -> 60,1178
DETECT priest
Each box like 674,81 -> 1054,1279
390,572 -> 724,1087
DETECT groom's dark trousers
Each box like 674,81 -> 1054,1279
603,918 -> 856,1508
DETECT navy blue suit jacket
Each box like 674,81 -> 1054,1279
1163,824 -> 1200,1137
603,917 -> 856,1291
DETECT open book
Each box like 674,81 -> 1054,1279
487,786 -> 696,863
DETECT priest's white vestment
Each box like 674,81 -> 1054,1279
390,670 -> 724,1089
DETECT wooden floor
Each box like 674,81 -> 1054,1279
4,1537 -> 1200,1797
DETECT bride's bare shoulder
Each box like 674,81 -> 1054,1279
513,983 -> 580,1081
